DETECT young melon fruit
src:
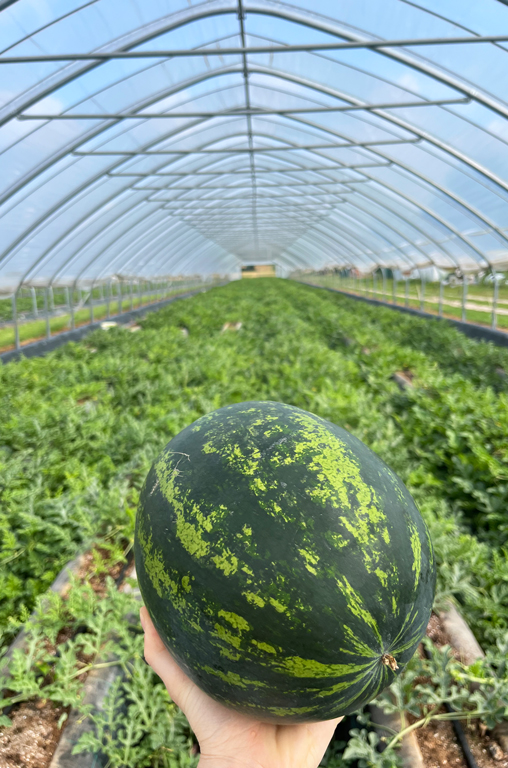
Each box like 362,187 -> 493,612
135,401 -> 435,722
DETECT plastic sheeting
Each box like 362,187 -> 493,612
1,0 -> 508,290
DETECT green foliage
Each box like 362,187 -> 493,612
0,574 -> 198,767
3,278 -> 508,765
2,279 -> 508,649
362,633 -> 508,765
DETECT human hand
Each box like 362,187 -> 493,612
140,606 -> 342,768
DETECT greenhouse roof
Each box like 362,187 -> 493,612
1,0 -> 508,290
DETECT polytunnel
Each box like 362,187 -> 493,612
5,4 -> 508,766
2,0 -> 508,295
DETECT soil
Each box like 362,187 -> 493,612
0,546 -> 134,768
0,700 -> 69,768
393,369 -> 414,389
410,712 -> 508,768
426,612 -> 460,658
409,709 -> 468,768
76,545 -> 131,597
466,722 -> 508,767
411,613 -> 508,767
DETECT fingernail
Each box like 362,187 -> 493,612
140,608 -> 146,631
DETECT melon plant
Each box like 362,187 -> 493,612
134,401 -> 435,723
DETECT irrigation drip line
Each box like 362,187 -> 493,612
420,642 -> 480,768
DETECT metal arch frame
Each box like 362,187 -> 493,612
71,218 -> 225,288
8,165 -> 464,287
93,227 -> 228,284
1,58 -> 504,278
231,117 -> 496,266
2,0 -> 508,197
142,117 -> 508,257
121,226 -> 235,279
4,0 -> 508,195
100,118 -> 496,258
57,204 -> 220,287
16,121 -> 273,285
0,5 -> 508,282
335,186 -> 460,267
306,214 -> 418,272
8,110 -> 485,286
292,212 -> 396,271
68,213 -> 183,288
91,214 -> 234,281
325,198 -> 440,270
0,120 -> 399,281
0,57 -> 494,212
0,55 -> 498,210
287,226 -> 378,271
271,227 -> 357,269
140,118 -> 493,267
23,190 -> 163,288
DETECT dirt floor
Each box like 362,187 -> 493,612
410,613 -> 508,767
0,701 -> 69,768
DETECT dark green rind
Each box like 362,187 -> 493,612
134,401 -> 435,722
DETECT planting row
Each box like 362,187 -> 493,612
2,279 -> 508,651
1,278 -> 508,766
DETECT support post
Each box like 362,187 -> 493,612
44,286 -> 51,340
392,275 -> 397,304
420,275 -> 425,311
405,278 -> 409,307
90,281 -> 95,324
382,270 -> 387,302
461,276 -> 468,322
492,274 -> 499,330
70,281 -> 76,330
106,281 -> 111,319
13,291 -> 20,350
49,285 -> 55,312
439,278 -> 444,317
31,286 -> 38,318
64,286 -> 70,312
130,280 -> 134,311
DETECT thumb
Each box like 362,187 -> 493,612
140,606 -> 198,712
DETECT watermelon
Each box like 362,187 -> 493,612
135,401 -> 435,723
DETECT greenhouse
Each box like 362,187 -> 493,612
1,1 -> 508,767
